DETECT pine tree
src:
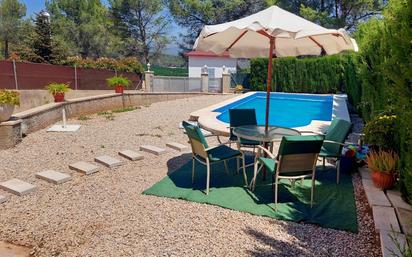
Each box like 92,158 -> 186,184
32,11 -> 52,62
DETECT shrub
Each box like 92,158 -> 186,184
106,76 -> 132,88
366,150 -> 399,174
363,114 -> 398,151
61,56 -> 144,74
0,90 -> 20,106
45,83 -> 71,94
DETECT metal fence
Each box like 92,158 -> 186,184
152,76 -> 202,92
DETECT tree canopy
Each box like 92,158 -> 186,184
0,0 -> 26,58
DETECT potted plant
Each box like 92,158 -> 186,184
0,90 -> 20,122
234,84 -> 244,94
46,83 -> 70,102
366,150 -> 399,190
106,76 -> 132,93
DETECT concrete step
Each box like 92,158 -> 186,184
36,170 -> 72,185
362,179 -> 391,207
95,155 -> 123,168
140,145 -> 166,155
372,206 -> 401,233
69,161 -> 99,175
380,231 -> 408,257
0,179 -> 36,196
166,142 -> 189,152
0,195 -> 8,204
118,150 -> 144,161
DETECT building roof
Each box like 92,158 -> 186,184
185,50 -> 231,58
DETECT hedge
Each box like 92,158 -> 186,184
60,56 -> 144,74
250,54 -> 358,94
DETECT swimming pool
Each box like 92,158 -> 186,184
190,91 -> 350,136
214,92 -> 333,128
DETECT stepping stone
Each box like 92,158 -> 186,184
166,142 -> 189,151
387,190 -> 412,211
0,179 -> 36,196
140,145 -> 166,155
35,170 -> 72,185
395,208 -> 412,235
69,161 -> 99,175
0,195 -> 7,204
359,167 -> 371,180
372,206 -> 401,232
364,188 -> 391,207
94,155 -> 123,168
380,231 -> 408,257
118,150 -> 144,161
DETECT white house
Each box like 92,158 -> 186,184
186,51 -> 237,78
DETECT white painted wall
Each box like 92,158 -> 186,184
188,57 -> 237,78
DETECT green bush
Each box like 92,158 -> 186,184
0,90 -> 20,106
148,65 -> 188,77
60,56 -> 144,74
363,114 -> 398,151
250,54 -> 358,94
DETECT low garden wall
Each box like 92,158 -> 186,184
0,92 -> 218,149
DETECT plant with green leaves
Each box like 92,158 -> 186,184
367,150 -> 399,174
106,76 -> 131,88
0,89 -> 20,106
0,0 -> 26,58
45,82 -> 70,94
364,114 -> 398,151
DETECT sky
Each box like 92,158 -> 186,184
21,0 -> 181,56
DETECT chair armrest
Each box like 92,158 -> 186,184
323,140 -> 346,146
299,131 -> 325,135
256,145 -> 276,159
204,141 -> 232,152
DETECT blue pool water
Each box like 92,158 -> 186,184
215,92 -> 333,128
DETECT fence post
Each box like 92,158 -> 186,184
144,70 -> 154,92
201,65 -> 209,93
221,66 -> 230,93
12,60 -> 18,90
74,65 -> 78,90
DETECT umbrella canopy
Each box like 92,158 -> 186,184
194,5 -> 358,58
193,5 -> 358,131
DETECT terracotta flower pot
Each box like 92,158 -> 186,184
115,85 -> 124,94
53,92 -> 65,102
371,170 -> 395,190
0,103 -> 15,122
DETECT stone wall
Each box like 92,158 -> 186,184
0,92 -> 218,149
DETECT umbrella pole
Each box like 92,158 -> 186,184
263,37 -> 275,181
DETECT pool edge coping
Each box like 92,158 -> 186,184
190,92 -> 350,136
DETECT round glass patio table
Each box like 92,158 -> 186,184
232,125 -> 301,143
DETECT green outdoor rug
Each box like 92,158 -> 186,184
143,159 -> 358,233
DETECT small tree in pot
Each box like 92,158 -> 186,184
46,83 -> 70,102
0,90 -> 20,122
366,150 -> 399,190
106,76 -> 132,93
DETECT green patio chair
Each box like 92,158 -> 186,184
182,121 -> 247,195
319,119 -> 352,184
252,135 -> 324,210
229,109 -> 261,149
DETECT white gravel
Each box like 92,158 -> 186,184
0,95 -> 380,257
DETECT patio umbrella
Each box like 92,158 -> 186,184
193,5 -> 358,131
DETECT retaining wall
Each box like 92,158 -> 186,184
0,92 -> 218,149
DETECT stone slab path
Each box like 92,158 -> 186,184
140,145 -> 166,155
118,150 -> 144,161
69,161 -> 99,175
0,241 -> 31,257
372,206 -> 401,233
94,155 -> 123,168
166,142 -> 188,151
36,170 -> 72,185
380,231 -> 408,257
0,195 -> 7,204
0,179 -> 36,196
362,179 -> 391,207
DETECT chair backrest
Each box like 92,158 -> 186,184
182,121 -> 209,159
277,135 -> 324,175
323,118 -> 352,156
229,109 -> 257,140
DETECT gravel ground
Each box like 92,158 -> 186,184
0,95 -> 381,257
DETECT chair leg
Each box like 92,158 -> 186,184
322,157 -> 325,169
251,162 -> 263,191
192,158 -> 195,183
336,159 -> 340,184
206,160 -> 210,195
241,155 -> 248,186
223,160 -> 229,174
236,158 -> 240,174
311,176 -> 315,207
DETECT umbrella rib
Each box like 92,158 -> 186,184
309,36 -> 326,53
225,30 -> 248,51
